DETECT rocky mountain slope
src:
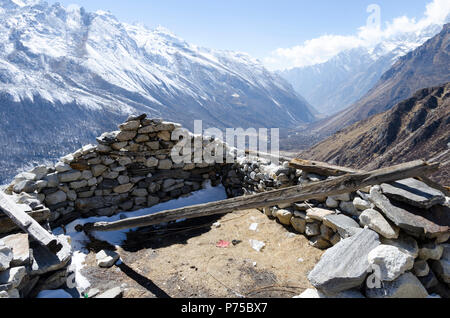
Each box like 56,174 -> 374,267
0,0 -> 315,184
301,83 -> 450,185
308,23 -> 450,138
280,24 -> 443,115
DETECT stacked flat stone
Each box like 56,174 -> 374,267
4,115 -> 229,226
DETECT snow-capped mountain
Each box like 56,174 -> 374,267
0,0 -> 315,183
280,24 -> 443,114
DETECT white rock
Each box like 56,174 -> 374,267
368,245 -> 415,281
353,197 -> 371,211
96,250 -> 120,268
0,243 -> 13,271
325,197 -> 339,208
359,209 -> 399,239
331,193 -> 351,202
249,240 -> 265,252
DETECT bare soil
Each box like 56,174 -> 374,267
81,209 -> 324,298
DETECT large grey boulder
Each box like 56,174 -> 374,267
365,272 -> 428,298
308,229 -> 380,295
381,179 -> 445,209
322,214 -> 362,239
359,209 -> 399,239
369,186 -> 449,238
367,245 -> 415,281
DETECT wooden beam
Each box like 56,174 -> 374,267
0,209 -> 51,235
289,158 -> 364,176
84,160 -> 438,233
0,193 -> 62,254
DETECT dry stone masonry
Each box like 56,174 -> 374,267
0,114 -> 449,298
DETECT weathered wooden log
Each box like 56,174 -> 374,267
0,193 -> 62,254
289,158 -> 364,176
84,160 -> 438,233
0,209 -> 51,235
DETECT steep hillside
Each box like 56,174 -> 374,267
307,23 -> 450,138
280,24 -> 442,115
0,0 -> 315,183
301,83 -> 450,185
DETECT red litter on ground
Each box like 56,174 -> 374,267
216,240 -> 231,248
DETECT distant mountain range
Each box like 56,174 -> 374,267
301,83 -> 450,185
280,24 -> 443,115
0,0 -> 315,184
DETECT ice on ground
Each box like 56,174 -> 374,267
52,181 -> 228,293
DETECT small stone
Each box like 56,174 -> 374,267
329,233 -> 341,245
323,214 -> 362,239
118,157 -> 132,166
276,209 -> 292,225
359,209 -> 399,239
310,236 -> 332,250
96,250 -> 120,268
413,260 -> 430,277
339,201 -> 360,217
305,223 -> 320,237
306,208 -> 335,222
44,190 -> 67,206
117,175 -> 130,185
365,272 -> 428,298
158,159 -> 173,170
157,131 -> 171,141
418,243 -> 444,261
331,193 -> 351,202
55,162 -> 71,173
13,180 -> 37,194
353,197 -> 371,211
381,234 -> 419,258
0,243 -> 13,271
113,183 -> 134,194
116,130 -> 137,142
0,266 -> 26,288
132,188 -> 148,197
290,217 -> 306,234
119,120 -> 140,131
429,243 -> 449,284
1,234 -> 29,266
325,197 -> 339,208
368,245 -> 415,281
91,165 -> 108,177
147,196 -> 160,207
95,287 -> 123,298
320,224 -> 334,241
58,170 -> 82,183
145,157 -> 159,168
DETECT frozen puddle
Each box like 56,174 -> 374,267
52,181 -> 228,294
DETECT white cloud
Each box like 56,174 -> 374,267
265,0 -> 450,70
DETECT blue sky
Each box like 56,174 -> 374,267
49,0 -> 448,69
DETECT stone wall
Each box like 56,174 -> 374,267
3,115 -> 230,228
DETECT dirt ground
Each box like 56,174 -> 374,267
81,209 -> 324,298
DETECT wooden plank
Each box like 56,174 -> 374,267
0,193 -> 62,254
289,158 -> 364,176
0,209 -> 51,235
84,160 -> 438,233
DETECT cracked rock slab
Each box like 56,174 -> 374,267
308,228 -> 380,295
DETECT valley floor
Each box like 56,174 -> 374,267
79,209 -> 323,298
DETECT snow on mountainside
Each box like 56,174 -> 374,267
280,24 -> 443,114
0,0 -> 315,184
